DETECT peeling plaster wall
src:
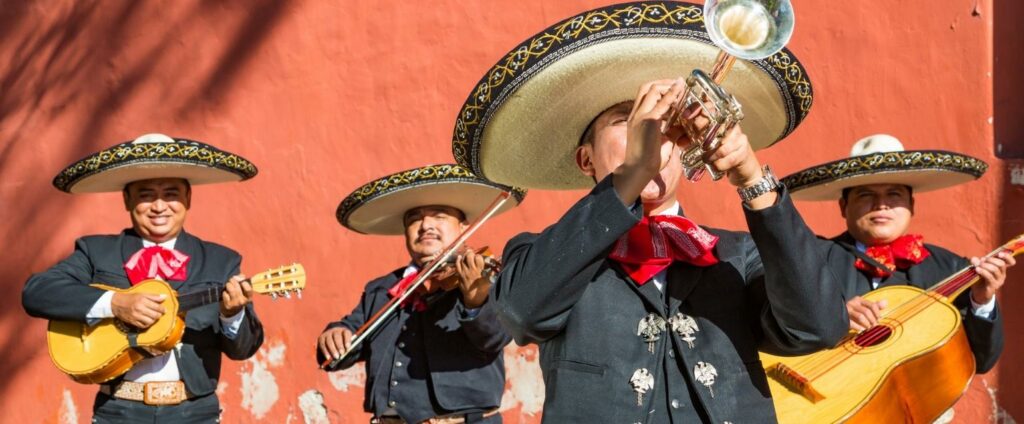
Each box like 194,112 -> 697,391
0,1 -> 1018,423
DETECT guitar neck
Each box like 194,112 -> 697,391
177,284 -> 227,312
927,234 -> 1024,300
173,263 -> 307,312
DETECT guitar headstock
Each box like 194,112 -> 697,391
1003,234 -> 1024,257
250,263 -> 306,300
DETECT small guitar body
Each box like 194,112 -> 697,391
47,264 -> 305,384
761,285 -> 975,423
47,280 -> 185,384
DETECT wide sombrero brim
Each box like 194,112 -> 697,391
336,164 -> 526,235
452,1 -> 813,190
53,139 -> 258,193
781,150 -> 988,201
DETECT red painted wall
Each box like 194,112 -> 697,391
0,1 -> 1018,422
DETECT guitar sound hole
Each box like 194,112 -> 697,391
853,325 -> 893,348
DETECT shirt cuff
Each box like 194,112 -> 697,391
970,295 -> 996,319
85,291 -> 115,325
220,309 -> 247,339
461,307 -> 482,319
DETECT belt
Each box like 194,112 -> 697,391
372,409 -> 500,424
100,380 -> 191,406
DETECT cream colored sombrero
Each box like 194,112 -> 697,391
336,164 -> 527,235
781,134 -> 988,201
451,1 -> 813,190
53,133 -> 258,193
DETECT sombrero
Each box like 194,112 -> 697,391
781,134 -> 988,201
53,133 -> 258,194
451,1 -> 813,190
336,164 -> 527,235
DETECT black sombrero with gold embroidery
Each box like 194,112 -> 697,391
53,133 -> 258,194
337,164 -> 527,235
452,1 -> 813,190
781,134 -> 988,201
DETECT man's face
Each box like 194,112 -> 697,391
575,101 -> 683,210
840,184 -> 914,245
403,205 -> 467,265
123,178 -> 191,243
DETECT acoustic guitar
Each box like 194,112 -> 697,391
47,264 -> 306,384
759,235 -> 1023,423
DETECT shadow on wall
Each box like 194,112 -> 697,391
995,0 -> 1024,421
0,0 -> 294,399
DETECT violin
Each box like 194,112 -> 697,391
419,246 -> 502,294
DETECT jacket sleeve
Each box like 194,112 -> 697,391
317,288 -> 374,371
22,238 -> 108,322
219,255 -> 264,360
454,297 -> 513,353
492,176 -> 641,344
743,188 -> 850,354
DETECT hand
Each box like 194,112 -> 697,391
112,292 -> 167,329
613,78 -> 688,203
221,274 -> 253,317
970,251 -> 1016,305
318,326 -> 353,361
846,296 -> 887,332
455,249 -> 491,309
701,125 -> 762,188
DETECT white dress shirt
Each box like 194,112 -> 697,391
85,237 -> 246,382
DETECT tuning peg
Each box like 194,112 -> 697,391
297,289 -> 303,300
284,291 -> 292,299
271,292 -> 278,300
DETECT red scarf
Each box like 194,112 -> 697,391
387,270 -> 428,312
123,245 -> 190,285
854,234 -> 930,278
609,215 -> 719,284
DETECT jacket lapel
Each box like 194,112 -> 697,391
171,230 -> 200,290
667,261 -> 704,313
615,263 -> 667,316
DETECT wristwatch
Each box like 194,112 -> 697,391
737,165 -> 782,203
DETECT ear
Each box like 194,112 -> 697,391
838,197 -> 847,219
123,189 -> 132,211
908,194 -> 914,216
575,145 -> 595,177
184,186 -> 192,210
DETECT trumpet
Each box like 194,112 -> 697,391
671,0 -> 794,181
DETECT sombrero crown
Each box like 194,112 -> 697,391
337,164 -> 526,235
781,134 -> 988,201
452,1 -> 813,190
53,133 -> 258,194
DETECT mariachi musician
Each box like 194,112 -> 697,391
449,2 -> 849,423
782,134 -> 1010,372
316,164 -> 524,423
22,134 -> 264,423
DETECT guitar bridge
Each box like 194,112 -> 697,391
767,363 -> 825,403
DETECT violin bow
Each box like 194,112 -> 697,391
321,190 -> 514,370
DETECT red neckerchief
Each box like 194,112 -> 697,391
386,269 -> 428,312
123,245 -> 190,285
854,234 -> 931,278
609,215 -> 719,285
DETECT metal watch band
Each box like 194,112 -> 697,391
737,165 -> 781,202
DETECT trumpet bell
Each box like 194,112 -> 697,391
704,0 -> 794,60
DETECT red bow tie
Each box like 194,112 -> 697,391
609,215 -> 719,285
124,245 -> 190,285
854,234 -> 930,278
387,271 -> 428,312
